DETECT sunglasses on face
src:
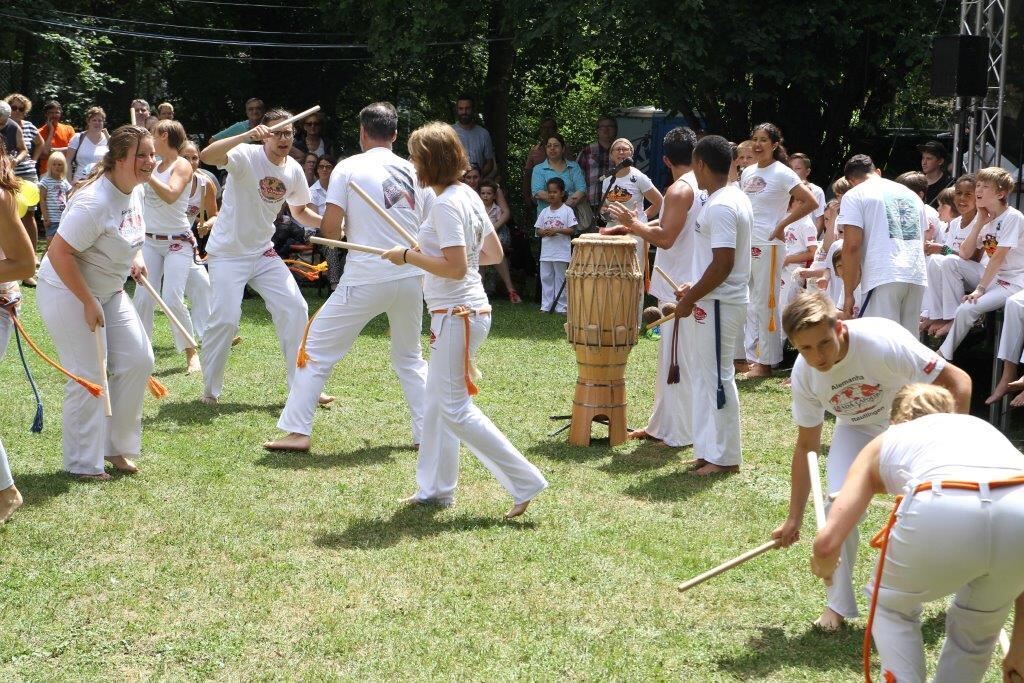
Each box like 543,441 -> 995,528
317,164 -> 333,170
9,105 -> 24,112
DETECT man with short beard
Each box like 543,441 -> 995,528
451,96 -> 494,178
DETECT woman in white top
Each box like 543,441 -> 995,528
67,106 -> 109,186
0,142 -> 37,522
739,123 -> 818,377
812,384 -> 1024,683
132,120 -> 206,374
36,125 -> 155,480
382,122 -> 547,519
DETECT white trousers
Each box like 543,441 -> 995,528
202,252 -> 308,400
745,245 -> 783,365
939,280 -> 1020,359
825,422 -> 885,618
996,289 -> 1024,363
539,260 -> 568,313
938,257 -> 984,321
186,263 -> 212,339
692,300 -> 745,466
133,238 -> 208,352
0,439 -> 11,491
412,311 -> 548,505
643,304 -> 693,447
870,485 -> 1024,683
922,254 -> 949,319
36,281 -> 154,475
277,276 -> 428,441
861,282 -> 925,335
779,264 -> 804,338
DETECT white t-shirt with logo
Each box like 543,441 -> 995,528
692,184 -> 752,304
790,317 -> 945,429
836,176 -> 927,292
940,213 -> 977,251
325,147 -> 433,286
420,183 -> 493,310
535,203 -> 577,262
977,206 -> 1024,288
651,171 -> 705,302
879,413 -> 1024,494
39,176 -> 146,297
600,169 -> 655,227
207,144 -> 310,258
740,161 -> 801,246
785,214 -> 818,259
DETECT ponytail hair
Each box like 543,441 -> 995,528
751,122 -> 788,163
70,124 -> 152,200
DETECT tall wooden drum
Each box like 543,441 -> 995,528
565,234 -> 643,446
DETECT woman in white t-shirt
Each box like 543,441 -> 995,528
740,123 -> 818,377
307,155 -> 344,290
382,122 -> 547,519
35,125 -> 156,480
66,106 -> 110,185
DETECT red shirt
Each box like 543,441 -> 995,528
38,122 -> 76,174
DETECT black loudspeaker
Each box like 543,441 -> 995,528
931,35 -> 989,98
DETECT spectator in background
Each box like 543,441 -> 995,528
37,151 -> 70,248
577,116 -> 617,209
919,140 -> 953,207
67,107 -> 109,186
451,95 -> 494,178
302,152 -> 318,186
530,134 -> 585,216
0,102 -> 26,185
789,153 -> 826,235
478,178 -> 520,303
131,99 -> 158,129
292,110 -> 335,159
210,97 -> 265,142
157,102 -> 175,120
522,117 -> 558,205
4,93 -> 42,256
37,100 -> 75,176
307,155 -> 343,290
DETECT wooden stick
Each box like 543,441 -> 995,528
93,327 -> 112,417
309,236 -> 386,256
645,311 -> 675,331
677,539 -> 782,592
129,107 -> 137,127
136,275 -> 199,349
653,265 -> 679,292
808,450 -> 827,530
268,106 -> 320,133
348,181 -> 418,248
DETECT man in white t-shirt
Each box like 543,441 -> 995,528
264,103 -> 432,452
772,291 -> 971,631
609,127 -> 703,448
198,108 -> 322,404
838,154 -> 928,333
674,135 -> 752,475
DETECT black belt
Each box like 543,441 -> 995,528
145,232 -> 191,241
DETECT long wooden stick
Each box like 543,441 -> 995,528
93,327 -> 112,417
808,450 -> 827,530
677,539 -> 782,592
129,107 -> 137,127
646,311 -> 675,331
348,181 -> 418,248
309,236 -> 386,256
136,275 -> 198,349
268,106 -> 320,133
653,265 -> 679,292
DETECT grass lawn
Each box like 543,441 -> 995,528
0,286 -> 1012,681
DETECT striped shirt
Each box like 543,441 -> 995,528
15,120 -> 39,179
38,176 -> 71,225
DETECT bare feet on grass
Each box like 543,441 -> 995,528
263,433 -> 311,452
185,347 -> 201,374
813,607 -> 846,632
105,456 -> 138,473
318,393 -> 335,407
201,395 -> 218,405
0,485 -> 23,524
743,363 -> 773,379
689,463 -> 740,477
505,500 -> 532,519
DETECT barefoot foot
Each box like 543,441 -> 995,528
77,472 -> 112,482
505,500 -> 531,519
201,395 -> 218,405
813,607 -> 846,632
185,347 -> 201,374
318,393 -> 335,407
987,381 -> 1011,405
743,363 -> 773,379
231,336 -> 243,347
627,429 -> 654,440
263,433 -> 311,452
0,485 -> 23,524
399,494 -> 453,508
689,463 -> 740,477
105,456 -> 139,473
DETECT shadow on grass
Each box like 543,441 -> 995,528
623,467 -> 727,501
315,504 -> 536,550
256,444 -> 410,470
11,470 -> 74,506
525,438 -> 614,464
598,442 -> 690,475
713,612 -> 945,678
149,400 -> 283,425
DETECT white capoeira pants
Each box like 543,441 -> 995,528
0,439 -> 11,491
132,238 -> 210,351
745,245 -> 783,366
860,282 -> 926,334
996,290 -> 1024,363
411,309 -> 548,505
921,254 -> 949,319
692,300 -> 745,467
938,257 -> 984,321
36,280 -> 154,475
939,279 -> 1020,359
202,251 -> 308,400
643,303 -> 693,447
824,422 -> 885,618
186,264 -> 211,339
277,276 -> 428,441
0,307 -> 13,489
539,260 -> 568,313
869,485 -> 1024,683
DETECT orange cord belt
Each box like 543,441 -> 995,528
431,306 -> 491,396
863,476 -> 1024,682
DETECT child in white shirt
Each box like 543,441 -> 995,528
535,177 -> 577,313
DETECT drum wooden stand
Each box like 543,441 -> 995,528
565,235 -> 643,446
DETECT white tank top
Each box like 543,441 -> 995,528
143,160 -> 191,234
185,173 -> 207,227
879,413 -> 1024,494
650,170 -> 704,302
